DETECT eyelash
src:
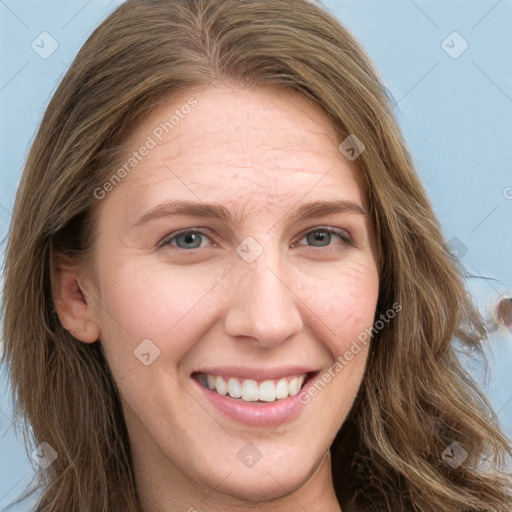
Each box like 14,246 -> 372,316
158,226 -> 355,252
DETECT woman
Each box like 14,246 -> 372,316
2,0 -> 511,510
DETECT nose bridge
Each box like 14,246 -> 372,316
224,237 -> 303,346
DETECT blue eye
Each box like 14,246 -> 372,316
296,227 -> 353,249
159,227 -> 354,251
159,229 -> 211,250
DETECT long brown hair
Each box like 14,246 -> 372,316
2,0 -> 511,510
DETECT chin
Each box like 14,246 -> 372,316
205,454 -> 318,503
221,472 -> 308,503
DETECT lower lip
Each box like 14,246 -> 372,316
192,374 -> 316,427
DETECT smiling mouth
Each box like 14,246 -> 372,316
192,372 -> 315,403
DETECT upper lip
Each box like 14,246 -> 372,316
192,365 -> 320,381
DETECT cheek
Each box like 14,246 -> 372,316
93,257 -> 223,372
301,259 -> 380,350
295,265 -> 378,435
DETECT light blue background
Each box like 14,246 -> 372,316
1,0 -> 511,509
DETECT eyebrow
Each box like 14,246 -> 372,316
133,198 -> 367,228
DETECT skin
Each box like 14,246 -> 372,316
53,84 -> 380,512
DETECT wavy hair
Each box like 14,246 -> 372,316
2,0 -> 511,510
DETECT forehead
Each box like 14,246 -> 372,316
104,85 -> 367,217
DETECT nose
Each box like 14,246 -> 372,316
223,250 -> 304,348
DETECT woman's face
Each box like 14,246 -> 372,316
84,85 -> 380,505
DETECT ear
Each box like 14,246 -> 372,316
51,253 -> 100,344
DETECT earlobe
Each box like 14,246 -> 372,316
51,254 -> 100,344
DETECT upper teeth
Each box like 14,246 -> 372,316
197,373 -> 307,402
